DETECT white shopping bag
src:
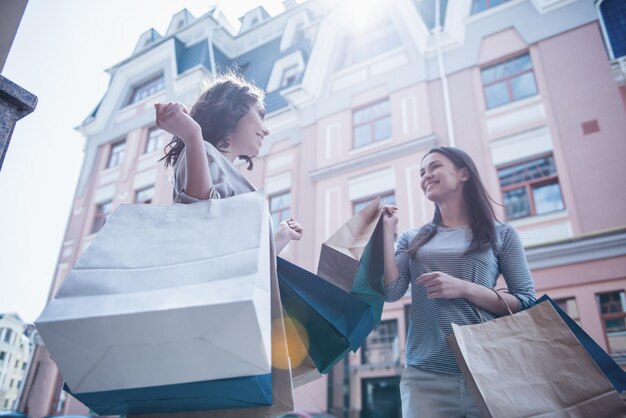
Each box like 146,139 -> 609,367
36,191 -> 272,394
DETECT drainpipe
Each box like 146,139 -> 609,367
434,0 -> 456,147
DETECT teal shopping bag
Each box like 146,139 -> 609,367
277,257 -> 375,374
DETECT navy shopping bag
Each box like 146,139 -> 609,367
535,294 -> 626,393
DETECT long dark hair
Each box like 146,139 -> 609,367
406,146 -> 498,257
160,71 -> 265,170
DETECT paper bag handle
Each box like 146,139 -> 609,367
492,288 -> 514,316
471,288 -> 514,323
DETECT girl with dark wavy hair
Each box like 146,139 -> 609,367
381,146 -> 536,417
156,72 -> 302,252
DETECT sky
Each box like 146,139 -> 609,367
0,0 -> 293,323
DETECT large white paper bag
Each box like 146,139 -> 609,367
36,191 -> 272,394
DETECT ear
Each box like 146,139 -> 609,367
460,167 -> 469,183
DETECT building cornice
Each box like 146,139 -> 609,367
309,134 -> 437,182
526,228 -> 626,270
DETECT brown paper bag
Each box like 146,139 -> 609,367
447,300 -> 626,418
317,196 -> 380,291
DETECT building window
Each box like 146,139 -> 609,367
481,53 -> 538,109
92,200 -> 113,234
339,21 -> 401,69
106,140 -> 126,168
280,64 -> 300,89
15,359 -> 19,368
127,74 -> 165,105
145,127 -> 160,154
0,328 -> 13,344
353,99 -> 392,148
471,0 -> 511,14
598,0 -> 626,59
597,290 -> 626,353
0,351 -> 5,361
497,155 -> 564,220
135,186 -> 155,204
361,319 -> 399,365
554,297 -> 580,325
270,191 -> 291,228
353,191 -> 395,214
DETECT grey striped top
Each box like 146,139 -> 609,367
384,223 -> 536,374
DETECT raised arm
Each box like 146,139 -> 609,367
155,102 -> 213,200
382,205 -> 400,286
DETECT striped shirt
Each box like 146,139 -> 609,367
384,223 -> 536,374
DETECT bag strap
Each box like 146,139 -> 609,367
492,288 -> 514,316
470,288 -> 514,324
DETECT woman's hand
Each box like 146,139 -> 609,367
415,271 -> 468,299
275,218 -> 303,254
155,102 -> 202,144
381,204 -> 398,232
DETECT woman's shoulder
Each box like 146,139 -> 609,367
495,222 -> 518,236
399,225 -> 427,242
494,222 -> 524,250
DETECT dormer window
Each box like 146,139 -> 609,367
280,65 -> 300,88
126,74 -> 165,106
177,20 -> 185,30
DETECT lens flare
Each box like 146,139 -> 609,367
272,316 -> 310,370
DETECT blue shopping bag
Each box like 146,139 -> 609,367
535,294 -> 626,393
64,373 -> 272,415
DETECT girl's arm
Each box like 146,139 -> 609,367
156,102 -> 213,200
381,205 -> 411,302
382,205 -> 400,286
415,225 -> 536,316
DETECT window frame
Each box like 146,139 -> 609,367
144,127 -> 160,154
352,191 -> 395,215
352,98 -> 392,149
360,319 -> 399,365
269,190 -> 292,228
92,200 -> 113,234
497,154 -> 564,220
596,290 -> 626,354
135,186 -> 155,204
126,73 -> 165,106
280,64 -> 300,89
481,53 -> 538,109
106,140 -> 126,169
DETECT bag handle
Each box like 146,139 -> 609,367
492,288 -> 514,316
471,288 -> 514,324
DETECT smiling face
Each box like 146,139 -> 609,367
419,152 -> 469,203
228,100 -> 269,157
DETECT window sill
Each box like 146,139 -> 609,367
484,94 -> 542,117
349,137 -> 393,156
508,209 -> 568,228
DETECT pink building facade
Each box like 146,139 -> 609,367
19,1 -> 626,417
